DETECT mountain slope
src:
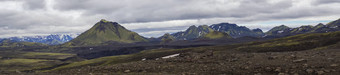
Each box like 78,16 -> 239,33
209,23 -> 264,38
63,19 -> 148,46
326,18 -> 340,28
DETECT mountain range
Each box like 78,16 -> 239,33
158,23 -> 263,42
209,23 -> 265,38
1,18 -> 339,46
265,18 -> 340,37
168,25 -> 231,40
0,34 -> 78,45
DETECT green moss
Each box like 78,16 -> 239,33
0,59 -> 49,65
203,31 -> 231,39
22,52 -> 74,59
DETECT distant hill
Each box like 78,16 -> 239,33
63,19 -> 148,46
209,23 -> 265,38
0,34 -> 79,45
265,18 -> 340,37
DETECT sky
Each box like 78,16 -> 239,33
0,0 -> 339,38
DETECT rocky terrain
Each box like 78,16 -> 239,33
34,47 -> 338,75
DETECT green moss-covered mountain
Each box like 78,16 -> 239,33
0,39 -> 47,47
170,25 -> 231,40
265,18 -> 340,37
63,19 -> 148,46
209,23 -> 265,38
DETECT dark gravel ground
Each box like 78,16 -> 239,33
41,48 -> 340,75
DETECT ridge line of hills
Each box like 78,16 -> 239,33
0,18 -> 339,74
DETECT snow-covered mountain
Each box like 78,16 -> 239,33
0,34 -> 79,45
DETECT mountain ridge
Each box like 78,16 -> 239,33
165,25 -> 231,41
0,34 -> 79,45
265,19 -> 340,37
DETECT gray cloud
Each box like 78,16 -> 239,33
0,0 -> 339,38
132,26 -> 189,33
53,0 -> 293,23
314,0 -> 340,4
22,0 -> 46,10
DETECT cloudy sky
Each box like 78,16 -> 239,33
0,0 -> 339,38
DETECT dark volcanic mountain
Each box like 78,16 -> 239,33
63,19 -> 148,46
209,23 -> 265,38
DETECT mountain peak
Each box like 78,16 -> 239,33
216,23 -> 238,27
252,28 -> 263,32
100,19 -> 110,23
317,23 -> 324,26
209,23 -> 264,38
278,25 -> 289,28
265,25 -> 291,35
160,33 -> 176,43
63,20 -> 148,46
198,25 -> 209,28
189,25 -> 197,28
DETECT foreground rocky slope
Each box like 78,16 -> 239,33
55,48 -> 339,75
